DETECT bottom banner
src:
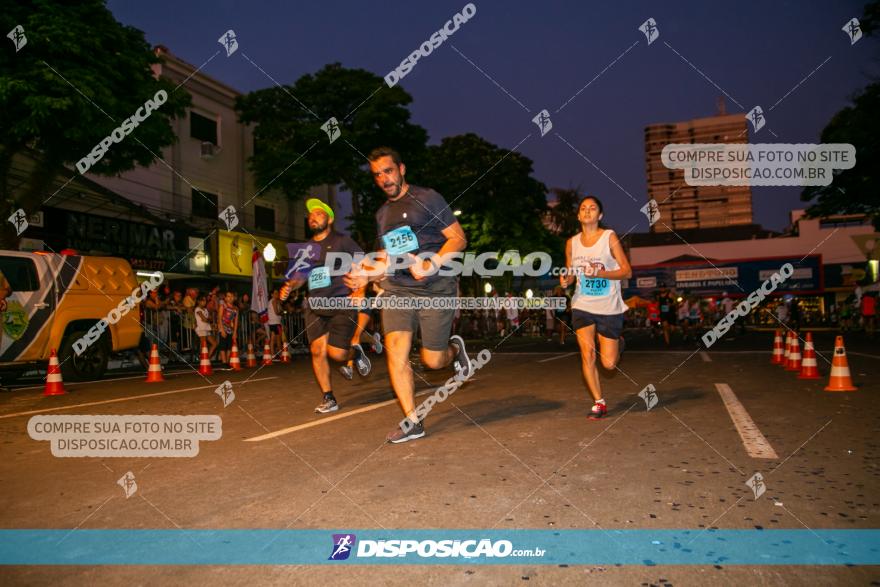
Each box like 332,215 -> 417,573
0,529 -> 877,565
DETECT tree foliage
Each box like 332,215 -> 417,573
802,1 -> 880,229
235,64 -> 428,245
546,186 -> 583,237
417,133 -> 555,255
0,0 -> 191,247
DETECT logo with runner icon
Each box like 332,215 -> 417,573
329,533 -> 357,560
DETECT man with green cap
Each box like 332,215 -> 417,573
281,198 -> 371,414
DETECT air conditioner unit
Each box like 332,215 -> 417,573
200,142 -> 220,158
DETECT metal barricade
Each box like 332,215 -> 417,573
136,303 -> 309,365
282,311 -> 308,353
141,307 -> 198,364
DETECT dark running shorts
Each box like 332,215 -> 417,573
572,309 -> 625,340
380,279 -> 456,351
304,307 -> 358,350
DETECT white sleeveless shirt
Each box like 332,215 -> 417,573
267,299 -> 281,325
570,229 -> 628,315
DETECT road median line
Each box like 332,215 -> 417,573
714,382 -> 778,459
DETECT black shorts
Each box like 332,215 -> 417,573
217,333 -> 234,351
660,312 -> 676,325
572,309 -> 625,340
269,324 -> 282,335
304,307 -> 358,350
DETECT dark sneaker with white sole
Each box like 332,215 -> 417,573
315,397 -> 339,414
352,344 -> 371,377
449,335 -> 472,380
386,420 -> 426,444
339,364 -> 353,380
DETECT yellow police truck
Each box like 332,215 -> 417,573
0,251 -> 143,381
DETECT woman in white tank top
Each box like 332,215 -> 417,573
561,196 -> 632,420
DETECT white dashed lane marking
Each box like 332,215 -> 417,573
714,383 -> 779,459
537,352 -> 578,363
0,377 -> 278,420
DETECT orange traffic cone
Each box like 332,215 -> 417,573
798,332 -> 821,380
786,334 -> 801,372
782,331 -> 792,368
262,342 -> 273,365
43,349 -> 66,396
281,342 -> 291,364
198,342 -> 213,376
771,329 -> 785,365
246,343 -> 257,368
229,343 -> 242,371
145,344 -> 164,382
825,336 -> 857,392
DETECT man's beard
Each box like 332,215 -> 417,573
309,220 -> 328,234
383,180 -> 404,198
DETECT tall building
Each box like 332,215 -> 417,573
644,113 -> 752,232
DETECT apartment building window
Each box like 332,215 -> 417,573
192,189 -> 218,219
190,111 -> 218,145
254,205 -> 275,232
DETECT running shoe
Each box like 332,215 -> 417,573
386,420 -> 426,444
339,364 -> 353,380
352,344 -> 371,377
315,397 -> 339,413
449,335 -> 472,380
372,331 -> 383,354
588,402 -> 607,420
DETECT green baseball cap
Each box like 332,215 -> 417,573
305,198 -> 335,221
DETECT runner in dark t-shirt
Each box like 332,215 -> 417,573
281,199 -> 370,414
656,285 -> 676,346
375,184 -> 456,290
303,230 -> 363,299
345,147 -> 473,444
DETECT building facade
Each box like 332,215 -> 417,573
623,210 -> 879,322
645,113 -> 753,232
18,46 -> 333,284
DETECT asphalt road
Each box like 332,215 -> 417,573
0,331 -> 878,585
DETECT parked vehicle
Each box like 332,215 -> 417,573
0,251 -> 141,381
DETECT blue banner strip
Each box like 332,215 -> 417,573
1,529 -> 878,565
